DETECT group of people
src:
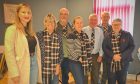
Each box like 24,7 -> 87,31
4,3 -> 135,84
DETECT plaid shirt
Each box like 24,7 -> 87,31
74,30 -> 91,75
56,22 -> 73,59
56,22 -> 90,74
37,30 -> 60,84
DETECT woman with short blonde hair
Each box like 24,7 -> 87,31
37,13 -> 61,84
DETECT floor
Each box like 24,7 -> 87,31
1,73 -> 140,84
68,80 -> 140,84
67,73 -> 140,84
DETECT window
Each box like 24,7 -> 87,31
93,0 -> 135,35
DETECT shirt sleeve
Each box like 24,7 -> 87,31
99,28 -> 104,56
4,25 -> 19,78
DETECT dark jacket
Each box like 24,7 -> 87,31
102,30 -> 135,63
98,24 -> 112,37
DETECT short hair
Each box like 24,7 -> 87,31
88,13 -> 98,20
101,11 -> 110,17
43,13 -> 57,29
112,18 -> 122,23
73,16 -> 83,25
59,8 -> 69,15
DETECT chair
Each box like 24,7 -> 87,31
136,48 -> 140,81
0,46 -> 7,84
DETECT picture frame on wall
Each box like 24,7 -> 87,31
3,3 -> 17,24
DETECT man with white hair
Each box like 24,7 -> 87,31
56,8 -> 73,84
98,11 -> 112,84
102,18 -> 135,84
83,13 -> 104,84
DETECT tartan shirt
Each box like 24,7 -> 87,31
56,22 -> 90,75
73,30 -> 91,75
56,21 -> 73,59
36,30 -> 61,84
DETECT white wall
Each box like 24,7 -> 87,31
66,0 -> 93,26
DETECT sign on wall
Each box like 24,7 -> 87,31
3,3 -> 17,24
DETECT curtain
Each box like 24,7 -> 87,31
93,0 -> 135,35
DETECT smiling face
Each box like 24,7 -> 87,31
59,8 -> 69,27
43,14 -> 56,33
89,14 -> 98,28
101,12 -> 110,25
17,6 -> 32,26
73,16 -> 83,32
44,18 -> 55,32
112,19 -> 122,33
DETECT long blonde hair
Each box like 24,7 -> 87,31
14,3 -> 35,36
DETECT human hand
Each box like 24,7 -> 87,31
97,56 -> 102,63
55,64 -> 60,75
113,54 -> 121,62
11,76 -> 20,84
79,57 -> 82,63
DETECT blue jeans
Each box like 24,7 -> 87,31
108,62 -> 130,84
61,58 -> 84,84
30,55 -> 38,84
51,75 -> 59,84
